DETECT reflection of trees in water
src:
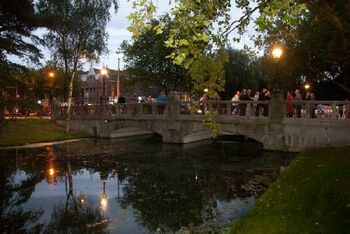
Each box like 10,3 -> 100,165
119,168 -> 204,232
0,139 -> 294,233
45,198 -> 108,234
0,149 -> 44,233
116,164 -> 248,233
45,158 -> 109,234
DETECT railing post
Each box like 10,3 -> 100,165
305,101 -> 310,118
245,101 -> 251,117
226,101 -> 231,116
332,102 -> 337,119
138,103 -> 143,115
167,91 -> 179,119
151,103 -> 156,116
269,93 -> 285,121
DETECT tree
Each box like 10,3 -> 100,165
223,48 -> 257,98
256,0 -> 350,96
128,0 -> 350,98
37,0 -> 118,132
0,0 -> 42,134
121,16 -> 191,95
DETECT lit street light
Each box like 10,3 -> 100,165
271,45 -> 284,97
100,66 -> 108,114
304,83 -> 310,90
100,66 -> 108,99
272,46 -> 283,60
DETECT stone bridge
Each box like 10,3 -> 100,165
53,95 -> 350,152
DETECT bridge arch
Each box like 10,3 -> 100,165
110,127 -> 154,138
182,130 -> 211,143
220,131 -> 265,145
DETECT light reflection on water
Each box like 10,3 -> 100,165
0,137 -> 295,233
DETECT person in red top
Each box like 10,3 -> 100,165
286,91 -> 294,117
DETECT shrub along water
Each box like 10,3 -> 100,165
227,146 -> 350,234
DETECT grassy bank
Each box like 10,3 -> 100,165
0,119 -> 88,147
227,146 -> 350,234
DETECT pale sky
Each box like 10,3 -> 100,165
9,0 -> 257,71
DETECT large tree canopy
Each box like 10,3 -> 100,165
0,0 -> 42,67
121,16 -> 191,95
0,0 -> 43,133
36,0 -> 118,132
128,0 -> 350,96
257,0 -> 350,95
36,0 -> 118,97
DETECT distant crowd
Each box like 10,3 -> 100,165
199,88 -> 349,119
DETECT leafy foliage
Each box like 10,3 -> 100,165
0,0 -> 42,66
36,0 -> 118,131
246,0 -> 350,95
128,0 -> 350,96
0,0 -> 43,133
121,16 -> 191,95
36,0 -> 118,87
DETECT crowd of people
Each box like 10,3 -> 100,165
230,88 -> 271,116
199,87 -> 349,119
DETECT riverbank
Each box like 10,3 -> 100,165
227,146 -> 350,233
0,119 -> 88,147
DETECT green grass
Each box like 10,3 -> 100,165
0,119 -> 88,147
227,146 -> 350,234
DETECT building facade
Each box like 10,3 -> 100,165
80,65 -> 123,104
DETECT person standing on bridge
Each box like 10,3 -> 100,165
286,91 -> 294,117
156,92 -> 167,115
294,89 -> 302,118
200,93 -> 209,114
231,91 -> 240,115
257,88 -> 267,116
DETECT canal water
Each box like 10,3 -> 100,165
0,136 -> 295,233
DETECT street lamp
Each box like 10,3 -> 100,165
100,66 -> 108,114
115,50 -> 123,99
272,46 -> 283,60
100,66 -> 108,99
304,83 -> 310,90
271,45 -> 284,97
48,71 -> 55,78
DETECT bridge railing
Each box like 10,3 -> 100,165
52,102 -> 168,118
285,100 -> 350,120
52,99 -> 350,121
178,100 -> 271,117
110,102 -> 167,116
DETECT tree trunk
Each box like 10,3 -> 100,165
0,76 -> 4,135
65,72 -> 76,133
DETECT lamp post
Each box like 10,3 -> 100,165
115,50 -> 123,100
116,58 -> 120,99
100,66 -> 108,97
271,45 -> 283,96
270,45 -> 285,120
100,66 -> 108,114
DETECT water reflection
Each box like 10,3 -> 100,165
0,137 -> 295,233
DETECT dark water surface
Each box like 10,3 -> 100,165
0,137 -> 295,233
